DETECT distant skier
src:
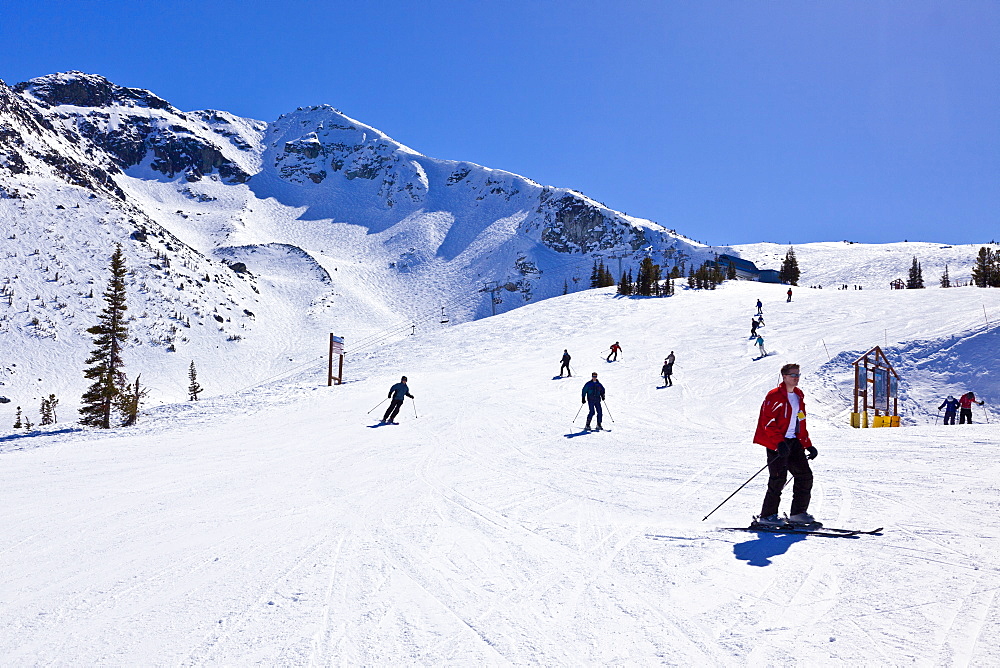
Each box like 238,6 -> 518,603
753,363 -> 818,527
756,299 -> 763,315
755,335 -> 767,358
606,342 -> 622,362
959,391 -> 985,424
749,317 -> 759,339
938,395 -> 959,425
786,288 -> 793,302
381,376 -> 414,424
559,349 -> 572,377
581,372 -> 606,431
661,351 -> 675,386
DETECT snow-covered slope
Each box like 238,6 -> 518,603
2,281 -> 999,664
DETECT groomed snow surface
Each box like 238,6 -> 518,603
2,281 -> 999,665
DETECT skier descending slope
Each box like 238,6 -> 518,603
753,363 -> 819,527
581,372 -> 606,431
381,376 -> 414,425
559,349 -> 572,377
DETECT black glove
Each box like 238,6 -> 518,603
805,446 -> 818,460
582,398 -> 586,404
776,440 -> 790,458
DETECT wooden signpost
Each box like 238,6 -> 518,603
328,334 -> 344,386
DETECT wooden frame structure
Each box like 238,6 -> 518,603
851,346 -> 900,427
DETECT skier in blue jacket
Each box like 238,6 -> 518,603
581,372 -> 606,431
938,395 -> 960,425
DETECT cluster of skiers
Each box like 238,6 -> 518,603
374,293 -> 990,529
938,392 -> 987,425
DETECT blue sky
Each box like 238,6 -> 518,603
2,0 -> 997,246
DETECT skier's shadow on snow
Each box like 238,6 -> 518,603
732,532 -> 807,567
564,429 -> 592,438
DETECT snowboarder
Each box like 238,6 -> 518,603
756,299 -> 763,315
381,376 -> 414,424
755,335 -> 766,358
606,342 -> 622,362
661,352 -> 675,386
786,288 -> 793,302
938,395 -> 960,425
559,350 -> 572,377
581,372 -> 606,430
959,391 -> 985,424
753,363 -> 818,527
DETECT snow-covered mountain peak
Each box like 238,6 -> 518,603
16,71 -> 174,111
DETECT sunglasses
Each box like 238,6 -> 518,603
784,373 -> 800,377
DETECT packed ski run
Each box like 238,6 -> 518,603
2,280 -> 999,665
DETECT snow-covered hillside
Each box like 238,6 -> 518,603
2,281 -> 999,664
2,71 -> 997,418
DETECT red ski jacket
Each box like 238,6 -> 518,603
753,384 -> 812,450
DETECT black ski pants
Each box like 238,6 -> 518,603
760,438 -> 813,517
944,412 -> 957,425
960,408 -> 973,424
586,398 -> 603,427
560,362 -> 571,376
383,399 -> 404,423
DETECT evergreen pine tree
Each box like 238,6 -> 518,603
48,394 -> 58,423
779,247 -> 800,286
727,260 -> 737,280
589,260 -> 601,288
563,279 -> 569,295
601,263 -> 615,288
79,244 -> 130,429
940,263 -> 951,288
188,361 -> 203,401
13,406 -> 23,429
40,397 -> 53,425
906,256 -> 925,289
636,257 -> 660,296
118,375 -> 149,427
617,269 -> 633,295
971,247 -> 999,287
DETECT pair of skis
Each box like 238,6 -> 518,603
723,522 -> 883,538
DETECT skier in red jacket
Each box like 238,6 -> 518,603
753,363 -> 819,527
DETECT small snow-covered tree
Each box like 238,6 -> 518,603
188,361 -> 203,401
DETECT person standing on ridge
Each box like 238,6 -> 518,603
786,288 -> 793,302
559,349 -> 572,377
938,395 -> 960,425
607,342 -> 622,362
959,391 -> 985,424
661,351 -> 675,386
753,363 -> 819,527
581,372 -> 606,431
381,376 -> 414,424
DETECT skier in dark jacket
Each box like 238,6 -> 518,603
756,299 -> 763,315
382,376 -> 414,424
559,350 -> 572,377
661,351 -> 675,386
750,317 -> 759,339
581,373 -> 606,430
959,391 -> 985,424
938,396 -> 960,425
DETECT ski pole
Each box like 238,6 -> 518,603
367,398 -> 388,414
573,402 -> 584,422
412,398 -> 418,418
702,458 -> 774,522
602,399 -> 615,423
